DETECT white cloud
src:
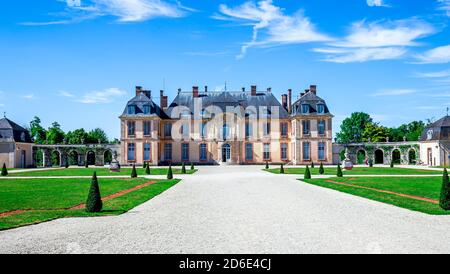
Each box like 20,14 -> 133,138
215,0 -> 331,59
367,0 -> 390,7
77,88 -> 126,104
58,90 -> 75,97
414,69 -> 450,78
438,0 -> 450,16
415,45 -> 450,64
22,94 -> 36,100
314,18 -> 435,63
371,89 -> 417,97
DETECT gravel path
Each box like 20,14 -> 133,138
1,166 -> 450,254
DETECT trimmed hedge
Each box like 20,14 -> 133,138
440,168 -> 450,210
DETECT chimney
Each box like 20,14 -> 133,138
310,85 -> 317,95
300,92 -> 305,97
193,86 -> 199,98
205,86 -> 208,93
281,94 -> 288,110
251,85 -> 257,96
288,89 -> 292,114
178,88 -> 181,95
160,90 -> 168,109
143,90 -> 151,98
242,87 -> 246,92
135,86 -> 143,96
267,87 -> 272,93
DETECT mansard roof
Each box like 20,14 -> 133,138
0,118 -> 32,143
121,92 -> 169,119
165,91 -> 290,119
420,115 -> 450,141
291,90 -> 332,117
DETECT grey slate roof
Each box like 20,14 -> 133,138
121,92 -> 169,119
291,91 -> 332,116
420,116 -> 450,141
165,91 -> 290,119
0,118 -> 32,143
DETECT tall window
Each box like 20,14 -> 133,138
144,143 -> 151,161
182,143 -> 189,161
200,144 -> 207,161
201,122 -> 207,139
245,143 -> 253,161
264,122 -> 271,136
263,143 -> 271,161
303,142 -> 310,161
128,105 -> 136,115
317,104 -> 325,114
143,105 -> 151,114
318,120 -> 326,135
164,124 -> 172,138
127,121 -> 136,137
127,143 -> 135,161
280,122 -> 288,137
164,144 -> 172,161
181,123 -> 189,139
143,121 -> 151,136
302,120 -> 310,135
318,142 -> 326,161
301,104 -> 309,114
281,143 -> 288,160
245,123 -> 252,139
223,124 -> 230,140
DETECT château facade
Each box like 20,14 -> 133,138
119,85 -> 334,165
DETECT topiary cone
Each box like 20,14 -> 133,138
182,162 -> 186,174
145,164 -> 151,175
280,164 -> 285,174
440,168 -> 450,210
265,162 -> 269,170
311,162 -> 315,169
1,163 -> 8,176
131,164 -> 137,178
167,165 -> 173,180
319,162 -> 324,175
65,160 -> 69,169
390,160 -> 394,168
191,163 -> 195,170
86,172 -> 102,213
337,164 -> 343,177
304,165 -> 311,179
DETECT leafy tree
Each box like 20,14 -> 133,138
362,123 -> 389,142
29,116 -> 47,144
319,162 -> 324,175
46,122 -> 65,144
86,128 -> 109,144
145,164 -> 151,175
86,172 -> 102,213
440,169 -> 450,210
167,165 -> 173,179
337,164 -> 343,177
131,164 -> 137,178
336,112 -> 373,143
65,129 -> 88,144
280,164 -> 285,174
1,163 -> 8,176
304,165 -> 311,179
182,162 -> 186,174
388,121 -> 425,142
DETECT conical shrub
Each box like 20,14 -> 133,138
182,162 -> 186,174
191,163 -> 195,170
85,160 -> 88,168
131,164 -> 137,178
265,162 -> 269,170
337,164 -> 343,177
311,162 -> 315,169
319,162 -> 325,175
65,160 -> 69,169
369,159 -> 373,168
304,165 -> 311,179
143,162 -> 147,169
167,165 -> 173,180
280,164 -> 285,174
1,163 -> 8,176
85,172 -> 102,213
145,164 -> 151,175
440,168 -> 450,210
390,160 -> 394,168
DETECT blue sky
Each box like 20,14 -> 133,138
0,0 -> 449,139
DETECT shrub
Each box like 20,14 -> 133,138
182,162 -> 186,174
167,165 -> 173,180
265,162 -> 269,169
369,159 -> 374,168
337,164 -> 343,177
65,160 -> 69,169
280,164 -> 285,174
390,160 -> 394,168
191,163 -> 195,170
311,162 -> 315,169
85,160 -> 88,168
131,164 -> 137,178
1,163 -> 8,176
304,165 -> 311,179
85,172 -> 102,213
145,164 -> 151,175
143,162 -> 147,169
440,168 -> 450,210
319,162 -> 325,175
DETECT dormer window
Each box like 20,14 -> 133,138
301,104 -> 309,114
143,105 -> 151,114
128,105 -> 136,115
317,104 -> 325,114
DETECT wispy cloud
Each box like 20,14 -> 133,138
183,50 -> 230,57
314,18 -> 435,63
214,0 -> 331,59
438,0 -> 450,16
22,0 -> 190,26
371,88 -> 417,97
415,44 -> 450,64
77,88 -> 126,104
58,90 -> 75,97
22,94 -> 36,100
414,69 -> 450,78
366,0 -> 390,7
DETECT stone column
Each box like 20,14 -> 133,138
43,149 -> 52,167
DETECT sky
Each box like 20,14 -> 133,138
0,0 -> 449,139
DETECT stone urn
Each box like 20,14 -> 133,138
109,152 -> 121,173
342,148 -> 354,170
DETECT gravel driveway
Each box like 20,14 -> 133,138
1,166 -> 450,254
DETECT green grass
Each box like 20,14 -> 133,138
302,176 -> 449,215
8,167 -> 196,177
0,178 -> 180,230
266,167 -> 442,175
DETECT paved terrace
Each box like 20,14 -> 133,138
1,165 -> 450,254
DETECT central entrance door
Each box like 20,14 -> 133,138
222,144 -> 231,163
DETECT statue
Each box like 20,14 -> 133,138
109,151 -> 120,173
342,147 -> 354,170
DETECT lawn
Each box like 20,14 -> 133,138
266,167 -> 442,176
0,177 -> 180,230
302,176 -> 449,215
7,167 -> 197,177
